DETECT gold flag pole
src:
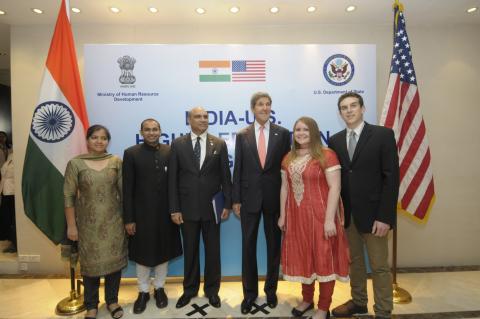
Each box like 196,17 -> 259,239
56,242 -> 86,315
392,227 -> 412,303
391,0 -> 412,304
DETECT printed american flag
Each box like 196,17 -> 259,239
380,5 -> 435,223
231,60 -> 266,82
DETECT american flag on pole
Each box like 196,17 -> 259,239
231,60 -> 266,82
380,2 -> 435,223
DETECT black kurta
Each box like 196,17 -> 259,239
123,143 -> 182,267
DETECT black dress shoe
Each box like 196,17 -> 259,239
266,294 -> 278,308
3,245 -> 16,253
240,299 -> 253,314
154,288 -> 168,308
133,292 -> 150,314
208,294 -> 221,308
176,294 -> 193,308
291,303 -> 314,317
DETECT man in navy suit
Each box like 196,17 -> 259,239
329,92 -> 399,319
232,92 -> 291,314
169,107 -> 232,309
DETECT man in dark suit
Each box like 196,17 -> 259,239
123,119 -> 183,314
232,92 -> 291,314
329,92 -> 399,319
169,107 -> 232,309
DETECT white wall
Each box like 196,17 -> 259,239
9,22 -> 480,274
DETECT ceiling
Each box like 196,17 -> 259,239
0,0 -> 478,26
0,0 -> 478,71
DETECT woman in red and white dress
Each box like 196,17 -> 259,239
279,117 -> 350,319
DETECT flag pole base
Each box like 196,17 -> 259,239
55,290 -> 86,315
393,283 -> 412,304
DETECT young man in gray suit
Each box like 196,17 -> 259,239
329,92 -> 399,319
169,107 -> 232,309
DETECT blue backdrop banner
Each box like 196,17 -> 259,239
84,44 -> 376,276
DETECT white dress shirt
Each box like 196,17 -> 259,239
346,121 -> 365,146
191,131 -> 208,168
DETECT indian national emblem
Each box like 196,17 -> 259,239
323,54 -> 355,86
118,55 -> 136,84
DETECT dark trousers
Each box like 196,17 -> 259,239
0,195 -> 16,246
240,207 -> 281,300
181,219 -> 221,297
83,270 -> 122,310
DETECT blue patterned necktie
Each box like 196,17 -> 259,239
193,136 -> 201,168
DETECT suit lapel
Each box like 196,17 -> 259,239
336,129 -> 350,165
245,124 -> 262,169
351,122 -> 372,164
201,134 -> 215,172
264,123 -> 278,169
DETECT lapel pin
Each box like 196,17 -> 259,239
274,133 -> 278,136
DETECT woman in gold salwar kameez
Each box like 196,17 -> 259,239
64,125 -> 127,319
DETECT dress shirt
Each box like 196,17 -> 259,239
345,121 -> 365,146
191,131 -> 208,168
254,120 -> 270,151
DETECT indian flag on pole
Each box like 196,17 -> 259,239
22,0 -> 89,244
199,60 -> 231,82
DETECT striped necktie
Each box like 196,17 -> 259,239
193,136 -> 201,168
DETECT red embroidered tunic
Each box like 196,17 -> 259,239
281,148 -> 350,283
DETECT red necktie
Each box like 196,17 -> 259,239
258,126 -> 266,168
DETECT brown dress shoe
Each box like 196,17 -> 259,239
331,300 -> 368,317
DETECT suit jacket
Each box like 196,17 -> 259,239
232,123 -> 291,213
329,122 -> 399,233
122,143 -> 182,266
168,133 -> 232,221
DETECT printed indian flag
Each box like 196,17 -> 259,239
22,0 -> 89,244
199,60 -> 231,82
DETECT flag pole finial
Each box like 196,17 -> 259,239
393,0 -> 404,12
393,0 -> 404,29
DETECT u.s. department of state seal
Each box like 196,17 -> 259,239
323,54 -> 355,86
118,55 -> 136,84
31,101 -> 75,143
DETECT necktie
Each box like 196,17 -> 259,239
194,136 -> 201,168
348,131 -> 357,160
258,126 -> 266,168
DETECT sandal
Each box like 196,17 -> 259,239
84,308 -> 97,319
292,303 -> 314,317
107,304 -> 123,319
